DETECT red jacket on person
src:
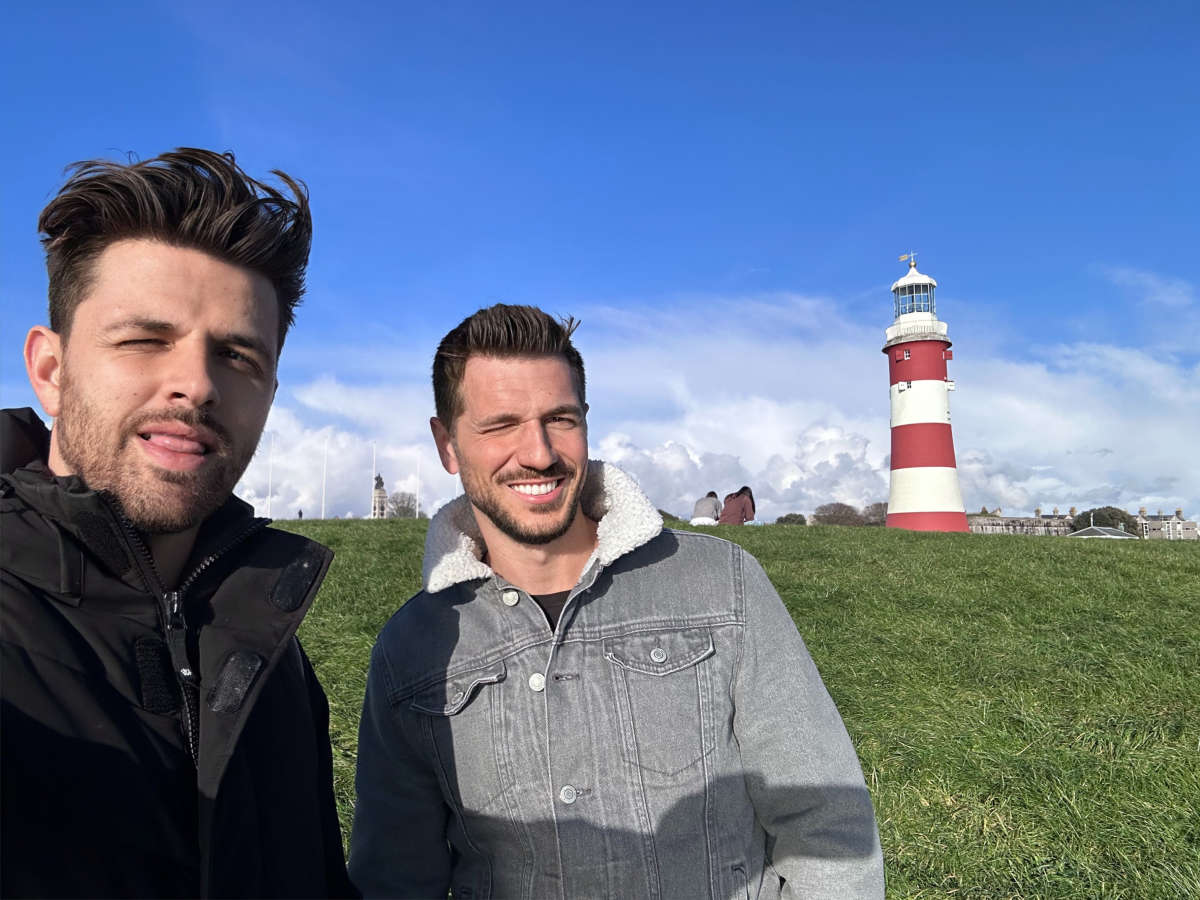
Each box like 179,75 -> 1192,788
718,493 -> 755,524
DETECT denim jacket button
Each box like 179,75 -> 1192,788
528,672 -> 546,692
650,647 -> 668,663
501,590 -> 520,607
558,785 -> 577,804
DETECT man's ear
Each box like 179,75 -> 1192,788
24,327 -> 64,418
430,417 -> 459,475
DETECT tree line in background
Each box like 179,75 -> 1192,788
776,502 -> 889,527
386,491 -> 428,520
1068,506 -> 1139,534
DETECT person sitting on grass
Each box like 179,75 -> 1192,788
690,489 -> 722,525
719,484 -> 757,524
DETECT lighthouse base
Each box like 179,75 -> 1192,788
886,511 -> 969,532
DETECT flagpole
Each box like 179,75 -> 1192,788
320,434 -> 329,519
370,441 -> 377,518
266,432 -> 275,518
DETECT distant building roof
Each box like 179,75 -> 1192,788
1067,526 -> 1139,539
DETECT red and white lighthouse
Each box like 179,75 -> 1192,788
883,255 -> 968,532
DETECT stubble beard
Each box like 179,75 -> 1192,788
56,369 -> 257,534
461,459 -> 586,547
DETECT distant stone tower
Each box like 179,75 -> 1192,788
371,474 -> 387,519
883,255 -> 968,532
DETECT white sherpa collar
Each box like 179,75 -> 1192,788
421,460 -> 663,594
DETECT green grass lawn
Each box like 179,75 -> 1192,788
279,518 -> 1200,898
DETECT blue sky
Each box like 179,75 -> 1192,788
3,1 -> 1198,521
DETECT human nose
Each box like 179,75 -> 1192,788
515,421 -> 557,471
164,342 -> 220,408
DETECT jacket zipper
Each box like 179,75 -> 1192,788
111,507 -> 268,765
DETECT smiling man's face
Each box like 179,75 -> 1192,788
434,354 -> 589,547
37,238 -> 279,532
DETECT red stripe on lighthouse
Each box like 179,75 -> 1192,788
888,340 -> 950,385
890,423 -> 957,469
886,510 -> 969,532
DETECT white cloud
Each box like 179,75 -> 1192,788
1101,265 -> 1194,308
1093,266 -> 1200,358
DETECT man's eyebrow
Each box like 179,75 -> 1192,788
102,317 -> 175,335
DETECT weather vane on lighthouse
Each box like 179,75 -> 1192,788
881,254 -> 969,531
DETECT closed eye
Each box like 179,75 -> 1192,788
481,422 -> 518,434
119,338 -> 166,347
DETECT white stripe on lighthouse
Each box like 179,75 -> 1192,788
887,467 -> 965,513
890,380 -> 951,427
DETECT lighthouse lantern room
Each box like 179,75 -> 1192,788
883,255 -> 969,532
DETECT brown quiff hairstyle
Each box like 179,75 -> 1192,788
38,147 -> 311,352
433,304 -> 586,428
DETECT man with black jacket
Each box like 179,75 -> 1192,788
1,149 -> 355,897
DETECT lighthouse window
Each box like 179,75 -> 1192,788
903,349 -> 911,360
895,284 -> 933,316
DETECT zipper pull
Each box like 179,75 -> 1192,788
164,591 -> 195,683
166,590 -> 186,630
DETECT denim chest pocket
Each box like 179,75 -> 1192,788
604,628 -> 716,777
407,660 -> 513,812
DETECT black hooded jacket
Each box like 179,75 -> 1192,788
0,408 -> 355,898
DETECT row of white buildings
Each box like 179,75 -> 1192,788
967,506 -> 1197,540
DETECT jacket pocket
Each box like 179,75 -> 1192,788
604,628 -> 715,776
408,660 -> 512,813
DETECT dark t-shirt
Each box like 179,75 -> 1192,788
531,589 -> 571,630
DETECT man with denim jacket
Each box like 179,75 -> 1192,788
350,304 -> 884,899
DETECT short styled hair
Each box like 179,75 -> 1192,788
38,147 -> 311,351
432,303 -> 585,426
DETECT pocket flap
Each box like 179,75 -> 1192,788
604,629 -> 714,676
409,661 -> 507,716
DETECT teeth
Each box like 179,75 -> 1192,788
510,481 -> 559,496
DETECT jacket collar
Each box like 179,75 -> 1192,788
0,407 -> 50,474
422,459 -> 663,594
1,407 -> 262,592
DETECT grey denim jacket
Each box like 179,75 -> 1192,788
350,461 -> 884,899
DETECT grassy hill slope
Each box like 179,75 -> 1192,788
279,518 -> 1200,898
